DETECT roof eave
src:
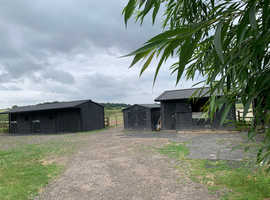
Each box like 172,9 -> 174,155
155,96 -> 213,102
6,106 -> 82,114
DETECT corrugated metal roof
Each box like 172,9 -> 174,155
155,87 -> 217,101
123,104 -> 160,110
3,100 -> 90,114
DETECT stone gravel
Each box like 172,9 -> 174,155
1,128 -> 256,200
36,128 -> 218,200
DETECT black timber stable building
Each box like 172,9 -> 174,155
3,100 -> 104,134
123,104 -> 160,130
155,88 -> 236,130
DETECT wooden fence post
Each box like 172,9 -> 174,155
104,117 -> 110,128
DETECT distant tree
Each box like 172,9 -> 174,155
101,103 -> 130,109
12,105 -> 18,109
123,0 -> 270,166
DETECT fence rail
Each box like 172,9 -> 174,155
0,121 -> 9,133
104,115 -> 123,128
237,110 -> 254,122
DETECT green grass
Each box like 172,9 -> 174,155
0,109 -> 8,122
0,129 -> 102,200
158,143 -> 270,200
0,145 -> 62,200
0,140 -> 78,200
104,108 -> 122,117
104,108 -> 123,127
158,142 -> 189,159
234,121 -> 252,132
0,109 -> 8,133
0,128 -> 8,133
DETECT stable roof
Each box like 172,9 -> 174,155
155,87 -> 219,101
2,100 -> 95,114
123,104 -> 160,111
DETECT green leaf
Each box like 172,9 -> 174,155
214,22 -> 224,64
144,0 -> 155,15
175,32 -> 202,84
153,53 -> 166,86
243,98 -> 252,119
220,104 -> 232,125
125,39 -> 166,57
137,0 -> 156,24
123,0 -> 136,27
129,50 -> 152,68
236,7 -> 249,44
209,95 -> 216,120
153,41 -> 178,85
175,37 -> 192,84
249,3 -> 257,30
148,27 -> 192,43
140,51 -> 155,76
122,0 -> 270,171
152,1 -> 160,25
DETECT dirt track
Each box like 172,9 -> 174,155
36,128 -> 219,200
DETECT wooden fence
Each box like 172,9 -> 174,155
104,115 -> 123,128
236,109 -> 254,122
0,121 -> 9,133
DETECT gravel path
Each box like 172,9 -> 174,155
124,130 -> 257,161
37,128 -> 218,200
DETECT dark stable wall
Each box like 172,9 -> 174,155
161,100 -> 192,130
9,108 -> 81,134
123,105 -> 154,130
56,109 -> 81,133
161,98 -> 236,130
123,110 -> 128,129
78,101 -> 104,131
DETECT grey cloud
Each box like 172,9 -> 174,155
77,73 -> 139,101
42,69 -> 75,84
0,0 -> 161,87
0,0 -> 160,54
0,85 -> 21,91
0,0 -> 195,108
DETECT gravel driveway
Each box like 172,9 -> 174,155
35,128 -> 255,200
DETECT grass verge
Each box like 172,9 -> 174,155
0,128 -> 8,134
0,128 -> 103,200
0,141 -> 76,200
158,143 -> 270,200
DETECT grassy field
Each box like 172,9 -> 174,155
0,130 -> 102,200
0,144 -> 64,200
0,110 -> 8,133
0,109 -> 8,121
104,108 -> 123,117
104,108 -> 123,127
158,143 -> 270,200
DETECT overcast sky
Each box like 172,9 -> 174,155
0,0 -> 201,108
